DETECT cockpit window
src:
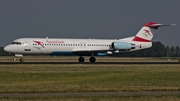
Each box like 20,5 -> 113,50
11,42 -> 21,45
17,42 -> 21,45
11,42 -> 16,44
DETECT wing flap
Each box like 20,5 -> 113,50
72,49 -> 110,52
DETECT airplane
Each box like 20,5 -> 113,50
4,22 -> 175,62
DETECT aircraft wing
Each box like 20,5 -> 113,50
72,49 -> 112,56
72,49 -> 110,52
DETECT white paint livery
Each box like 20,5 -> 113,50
4,22 -> 175,62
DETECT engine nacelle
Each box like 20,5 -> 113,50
111,42 -> 135,50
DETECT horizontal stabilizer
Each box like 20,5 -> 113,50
72,49 -> 109,52
144,22 -> 176,29
133,22 -> 176,42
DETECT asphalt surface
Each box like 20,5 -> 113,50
0,62 -> 180,64
0,91 -> 180,97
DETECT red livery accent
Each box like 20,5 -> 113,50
46,40 -> 64,44
144,22 -> 159,29
144,22 -> 158,27
33,41 -> 45,48
144,29 -> 151,36
132,36 -> 151,42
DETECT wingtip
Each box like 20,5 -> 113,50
171,24 -> 177,26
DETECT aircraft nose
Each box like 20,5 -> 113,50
4,45 -> 11,52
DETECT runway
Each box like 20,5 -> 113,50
0,62 -> 180,64
0,91 -> 180,97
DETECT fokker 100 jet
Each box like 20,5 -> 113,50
4,22 -> 175,62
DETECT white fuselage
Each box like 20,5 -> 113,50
4,38 -> 152,56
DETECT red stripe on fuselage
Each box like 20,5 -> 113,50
132,36 -> 151,42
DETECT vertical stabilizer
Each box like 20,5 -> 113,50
132,22 -> 175,42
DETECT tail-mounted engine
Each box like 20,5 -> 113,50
111,42 -> 135,51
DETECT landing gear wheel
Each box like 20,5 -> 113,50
78,57 -> 85,62
89,57 -> 96,62
20,58 -> 24,62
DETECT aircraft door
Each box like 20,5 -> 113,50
83,42 -> 86,48
24,39 -> 31,51
80,42 -> 86,48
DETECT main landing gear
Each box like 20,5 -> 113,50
78,56 -> 85,62
78,56 -> 96,62
89,57 -> 96,62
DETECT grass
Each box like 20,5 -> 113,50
0,64 -> 180,93
0,63 -> 180,100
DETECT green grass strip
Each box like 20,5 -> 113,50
0,64 -> 180,93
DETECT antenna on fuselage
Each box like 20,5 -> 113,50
46,36 -> 48,39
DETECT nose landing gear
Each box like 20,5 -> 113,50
20,58 -> 24,62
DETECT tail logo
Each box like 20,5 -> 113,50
33,41 -> 45,48
144,29 -> 151,36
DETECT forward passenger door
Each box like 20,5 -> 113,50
24,39 -> 31,51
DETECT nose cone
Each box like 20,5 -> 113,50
4,45 -> 11,53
